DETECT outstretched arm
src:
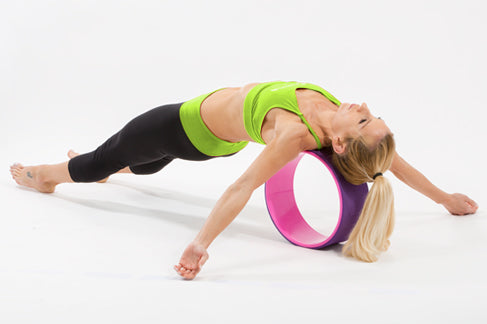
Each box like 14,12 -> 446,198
390,152 -> 478,215
174,129 -> 305,280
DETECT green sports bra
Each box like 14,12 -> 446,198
243,81 -> 341,149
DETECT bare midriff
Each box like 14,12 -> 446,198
200,82 -> 260,143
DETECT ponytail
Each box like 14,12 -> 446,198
331,133 -> 396,262
342,175 -> 395,262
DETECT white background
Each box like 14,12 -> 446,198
1,1 -> 486,323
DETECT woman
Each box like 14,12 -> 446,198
9,81 -> 478,280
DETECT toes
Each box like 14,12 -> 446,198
67,149 -> 79,158
10,163 -> 22,170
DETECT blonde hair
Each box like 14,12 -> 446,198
332,134 -> 396,262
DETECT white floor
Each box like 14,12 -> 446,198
1,170 -> 485,323
2,0 -> 486,322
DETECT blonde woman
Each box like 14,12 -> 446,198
9,81 -> 478,280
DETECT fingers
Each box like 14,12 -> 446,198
173,263 -> 199,280
174,263 -> 196,273
460,196 -> 478,215
465,197 -> 479,210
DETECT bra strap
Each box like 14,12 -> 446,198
298,114 -> 322,149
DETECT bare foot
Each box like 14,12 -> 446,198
10,163 -> 56,193
67,149 -> 108,183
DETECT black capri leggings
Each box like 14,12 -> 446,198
68,102 -> 218,182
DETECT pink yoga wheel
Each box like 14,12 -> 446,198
264,149 -> 369,249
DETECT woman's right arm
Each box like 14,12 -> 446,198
174,126 -> 307,280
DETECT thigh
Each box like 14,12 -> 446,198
118,102 -> 214,163
129,156 -> 173,175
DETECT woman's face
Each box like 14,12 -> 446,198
331,102 -> 391,149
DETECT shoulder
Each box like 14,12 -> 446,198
273,115 -> 309,151
261,108 -> 308,145
236,122 -> 306,189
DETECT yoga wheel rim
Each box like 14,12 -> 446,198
264,149 -> 369,249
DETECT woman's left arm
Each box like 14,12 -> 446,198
390,152 -> 478,215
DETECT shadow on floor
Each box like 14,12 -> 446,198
50,180 -> 280,243
107,178 -> 266,219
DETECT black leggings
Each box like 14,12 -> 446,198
68,102 -> 218,182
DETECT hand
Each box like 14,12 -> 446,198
174,241 -> 209,280
442,193 -> 478,216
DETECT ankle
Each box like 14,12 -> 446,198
36,165 -> 55,186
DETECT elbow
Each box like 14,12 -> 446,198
230,178 -> 256,195
390,168 -> 405,183
390,155 -> 405,181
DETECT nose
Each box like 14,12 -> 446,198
350,103 -> 362,111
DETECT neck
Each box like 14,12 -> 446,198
316,104 -> 338,145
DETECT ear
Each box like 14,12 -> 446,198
332,136 -> 347,155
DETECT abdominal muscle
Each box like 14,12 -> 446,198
200,82 -> 260,143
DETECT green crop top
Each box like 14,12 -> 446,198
180,88 -> 249,157
243,81 -> 341,149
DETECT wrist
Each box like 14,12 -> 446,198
193,235 -> 211,249
435,191 -> 451,205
